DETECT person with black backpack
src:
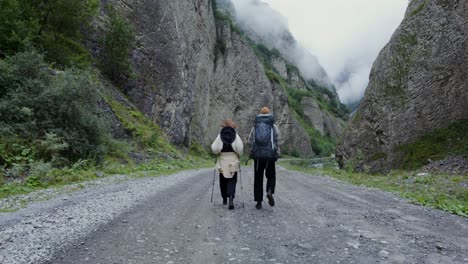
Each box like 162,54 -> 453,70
248,107 -> 281,209
211,119 -> 244,210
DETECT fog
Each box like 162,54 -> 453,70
231,0 -> 408,104
232,0 -> 332,86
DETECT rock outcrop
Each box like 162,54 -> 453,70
86,0 -> 315,156
337,0 -> 468,172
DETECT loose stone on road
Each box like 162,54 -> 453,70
0,167 -> 467,264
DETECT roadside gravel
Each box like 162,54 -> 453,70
0,169 -> 209,264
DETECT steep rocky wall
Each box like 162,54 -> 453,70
337,0 -> 468,172
87,0 -> 216,146
192,15 -> 312,156
301,97 -> 345,141
87,0 -> 313,156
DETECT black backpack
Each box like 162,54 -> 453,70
251,114 -> 277,160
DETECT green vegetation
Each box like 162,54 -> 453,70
0,157 -> 212,200
0,2 -> 212,201
265,69 -> 281,84
386,32 -> 418,104
214,10 -> 242,35
0,0 -> 40,55
101,5 -> 135,83
397,119 -> 468,170
214,38 -> 227,64
370,152 -> 387,162
246,42 -> 349,157
410,0 -> 427,16
0,51 -> 120,196
102,96 -> 176,154
284,88 -> 336,156
281,161 -> 468,217
212,2 -> 242,65
252,44 -> 281,71
0,0 -> 98,67
0,51 -> 108,167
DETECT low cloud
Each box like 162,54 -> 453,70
246,0 -> 408,104
231,0 -> 332,86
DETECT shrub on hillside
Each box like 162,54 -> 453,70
101,6 -> 135,83
0,50 -> 108,172
0,0 -> 39,56
0,0 -> 98,66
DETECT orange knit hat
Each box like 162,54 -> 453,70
260,107 -> 270,114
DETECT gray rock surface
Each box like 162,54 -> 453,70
84,0 -> 315,155
301,97 -> 325,134
271,57 -> 288,79
288,69 -> 309,91
421,156 -> 468,175
337,0 -> 468,172
301,97 -> 345,140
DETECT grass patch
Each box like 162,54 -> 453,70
103,95 -> 176,153
281,161 -> 468,217
265,69 -> 281,84
0,155 -> 212,200
397,119 -> 468,170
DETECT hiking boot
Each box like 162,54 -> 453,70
223,197 -> 227,205
267,190 -> 275,207
255,201 -> 262,209
228,196 -> 234,210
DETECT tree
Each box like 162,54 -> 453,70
101,6 -> 135,82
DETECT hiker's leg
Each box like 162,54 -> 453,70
254,159 -> 266,202
219,173 -> 228,199
265,161 -> 276,194
227,172 -> 237,198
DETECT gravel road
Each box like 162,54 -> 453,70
1,166 -> 467,264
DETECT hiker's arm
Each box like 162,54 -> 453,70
274,125 -> 281,156
274,125 -> 281,144
247,127 -> 254,147
211,135 -> 222,154
233,134 -> 244,156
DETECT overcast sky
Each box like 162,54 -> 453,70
258,0 -> 408,104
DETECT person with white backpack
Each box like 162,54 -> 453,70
248,107 -> 281,209
211,119 -> 244,210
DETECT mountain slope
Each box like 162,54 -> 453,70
337,0 -> 468,173
84,0 -> 349,157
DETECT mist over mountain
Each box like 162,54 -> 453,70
334,60 -> 370,105
229,0 -> 333,88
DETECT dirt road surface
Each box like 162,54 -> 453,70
1,167 -> 467,264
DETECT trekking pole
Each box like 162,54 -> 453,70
211,160 -> 216,203
239,166 -> 245,208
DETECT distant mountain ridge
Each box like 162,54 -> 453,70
224,0 -> 333,89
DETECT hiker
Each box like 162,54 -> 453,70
211,119 -> 244,210
248,107 -> 280,209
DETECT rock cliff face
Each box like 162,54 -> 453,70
301,98 -> 345,140
194,17 -> 312,155
86,0 -> 314,156
337,0 -> 468,172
